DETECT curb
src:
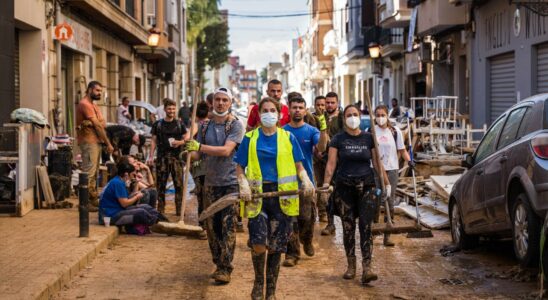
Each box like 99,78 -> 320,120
35,227 -> 119,300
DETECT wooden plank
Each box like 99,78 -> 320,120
430,175 -> 462,201
36,166 -> 55,206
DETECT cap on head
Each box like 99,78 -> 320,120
214,87 -> 233,100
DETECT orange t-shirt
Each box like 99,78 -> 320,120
76,99 -> 106,144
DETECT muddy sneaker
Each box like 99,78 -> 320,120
303,242 -> 315,257
282,257 -> 297,267
213,271 -> 231,284
210,268 -> 221,279
236,222 -> 245,232
361,269 -> 378,284
383,234 -> 395,247
321,224 -> 335,236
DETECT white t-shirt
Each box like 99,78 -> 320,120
117,105 -> 130,125
374,125 -> 405,171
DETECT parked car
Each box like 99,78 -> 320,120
450,93 -> 548,267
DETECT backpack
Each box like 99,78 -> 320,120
200,119 -> 238,151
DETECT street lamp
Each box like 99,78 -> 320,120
368,42 -> 381,59
147,29 -> 160,53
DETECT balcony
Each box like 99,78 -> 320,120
65,0 -> 149,45
379,28 -> 404,57
168,25 -> 180,53
416,0 -> 466,36
379,0 -> 412,29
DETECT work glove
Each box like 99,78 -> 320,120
299,170 -> 315,200
384,185 -> 392,199
184,140 -> 201,152
316,114 -> 327,131
238,174 -> 252,202
407,160 -> 416,170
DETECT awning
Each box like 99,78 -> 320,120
129,101 -> 157,114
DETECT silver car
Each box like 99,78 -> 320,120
450,93 -> 548,267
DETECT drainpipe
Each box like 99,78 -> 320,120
55,0 -> 63,134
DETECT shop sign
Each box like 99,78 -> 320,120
405,51 -> 422,75
52,15 -> 92,56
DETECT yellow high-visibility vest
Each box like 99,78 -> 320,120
240,127 -> 299,218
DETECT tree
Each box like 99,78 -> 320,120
196,20 -> 231,83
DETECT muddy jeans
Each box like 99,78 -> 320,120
155,155 -> 184,213
286,194 -> 315,260
248,183 -> 292,253
313,158 -> 328,217
333,181 -> 378,261
80,142 -> 101,205
203,185 -> 238,273
195,175 -> 205,228
384,169 -> 399,223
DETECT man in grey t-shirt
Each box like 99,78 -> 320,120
185,87 -> 244,285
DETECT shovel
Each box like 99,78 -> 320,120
199,186 -> 333,222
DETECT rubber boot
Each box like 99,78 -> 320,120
383,234 -> 395,247
361,260 -> 378,285
321,215 -> 335,236
342,256 -> 356,279
175,199 -> 182,216
266,253 -> 281,300
251,252 -> 266,300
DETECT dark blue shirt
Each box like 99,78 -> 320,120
234,128 -> 305,182
283,123 -> 320,184
99,176 -> 128,218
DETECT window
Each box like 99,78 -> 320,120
126,0 -> 135,18
475,116 -> 505,163
517,107 -> 535,139
497,107 -> 527,149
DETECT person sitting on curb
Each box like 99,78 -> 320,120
99,156 -> 166,234
127,155 -> 158,209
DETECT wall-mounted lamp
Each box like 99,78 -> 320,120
147,29 -> 161,53
368,42 -> 381,59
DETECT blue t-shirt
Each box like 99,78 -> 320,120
233,128 -> 305,182
99,176 -> 128,218
283,123 -> 320,184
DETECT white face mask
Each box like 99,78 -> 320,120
376,116 -> 387,126
345,116 -> 361,130
260,112 -> 279,128
212,109 -> 229,117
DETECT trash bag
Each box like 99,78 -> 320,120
10,108 -> 49,128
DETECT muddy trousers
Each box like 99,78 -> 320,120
313,159 -> 328,217
80,142 -> 101,206
195,175 -> 205,228
155,156 -> 184,214
286,204 -> 315,260
334,182 -> 378,263
251,251 -> 282,299
203,185 -> 238,273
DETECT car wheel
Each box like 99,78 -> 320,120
450,200 -> 478,249
512,193 -> 541,267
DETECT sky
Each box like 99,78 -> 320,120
219,0 -> 309,71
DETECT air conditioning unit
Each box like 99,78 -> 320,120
419,42 -> 432,62
167,0 -> 178,25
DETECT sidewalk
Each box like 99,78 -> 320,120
0,205 -> 118,300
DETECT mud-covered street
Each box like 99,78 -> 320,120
54,200 -> 539,300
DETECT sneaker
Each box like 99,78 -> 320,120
210,268 -> 221,279
321,224 -> 335,236
282,257 -> 298,267
303,242 -> 315,257
213,271 -> 231,284
236,222 -> 245,233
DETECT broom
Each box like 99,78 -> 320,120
151,87 -> 204,237
405,113 -> 433,239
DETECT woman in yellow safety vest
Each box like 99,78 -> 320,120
323,104 -> 389,286
234,97 -> 315,300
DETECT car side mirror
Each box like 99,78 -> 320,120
462,154 -> 474,169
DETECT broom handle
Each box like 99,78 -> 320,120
250,186 -> 333,199
179,86 -> 200,223
364,92 -> 393,227
407,117 -> 421,226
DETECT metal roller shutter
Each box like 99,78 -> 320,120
489,52 -> 515,123
14,29 -> 20,108
537,43 -> 548,94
